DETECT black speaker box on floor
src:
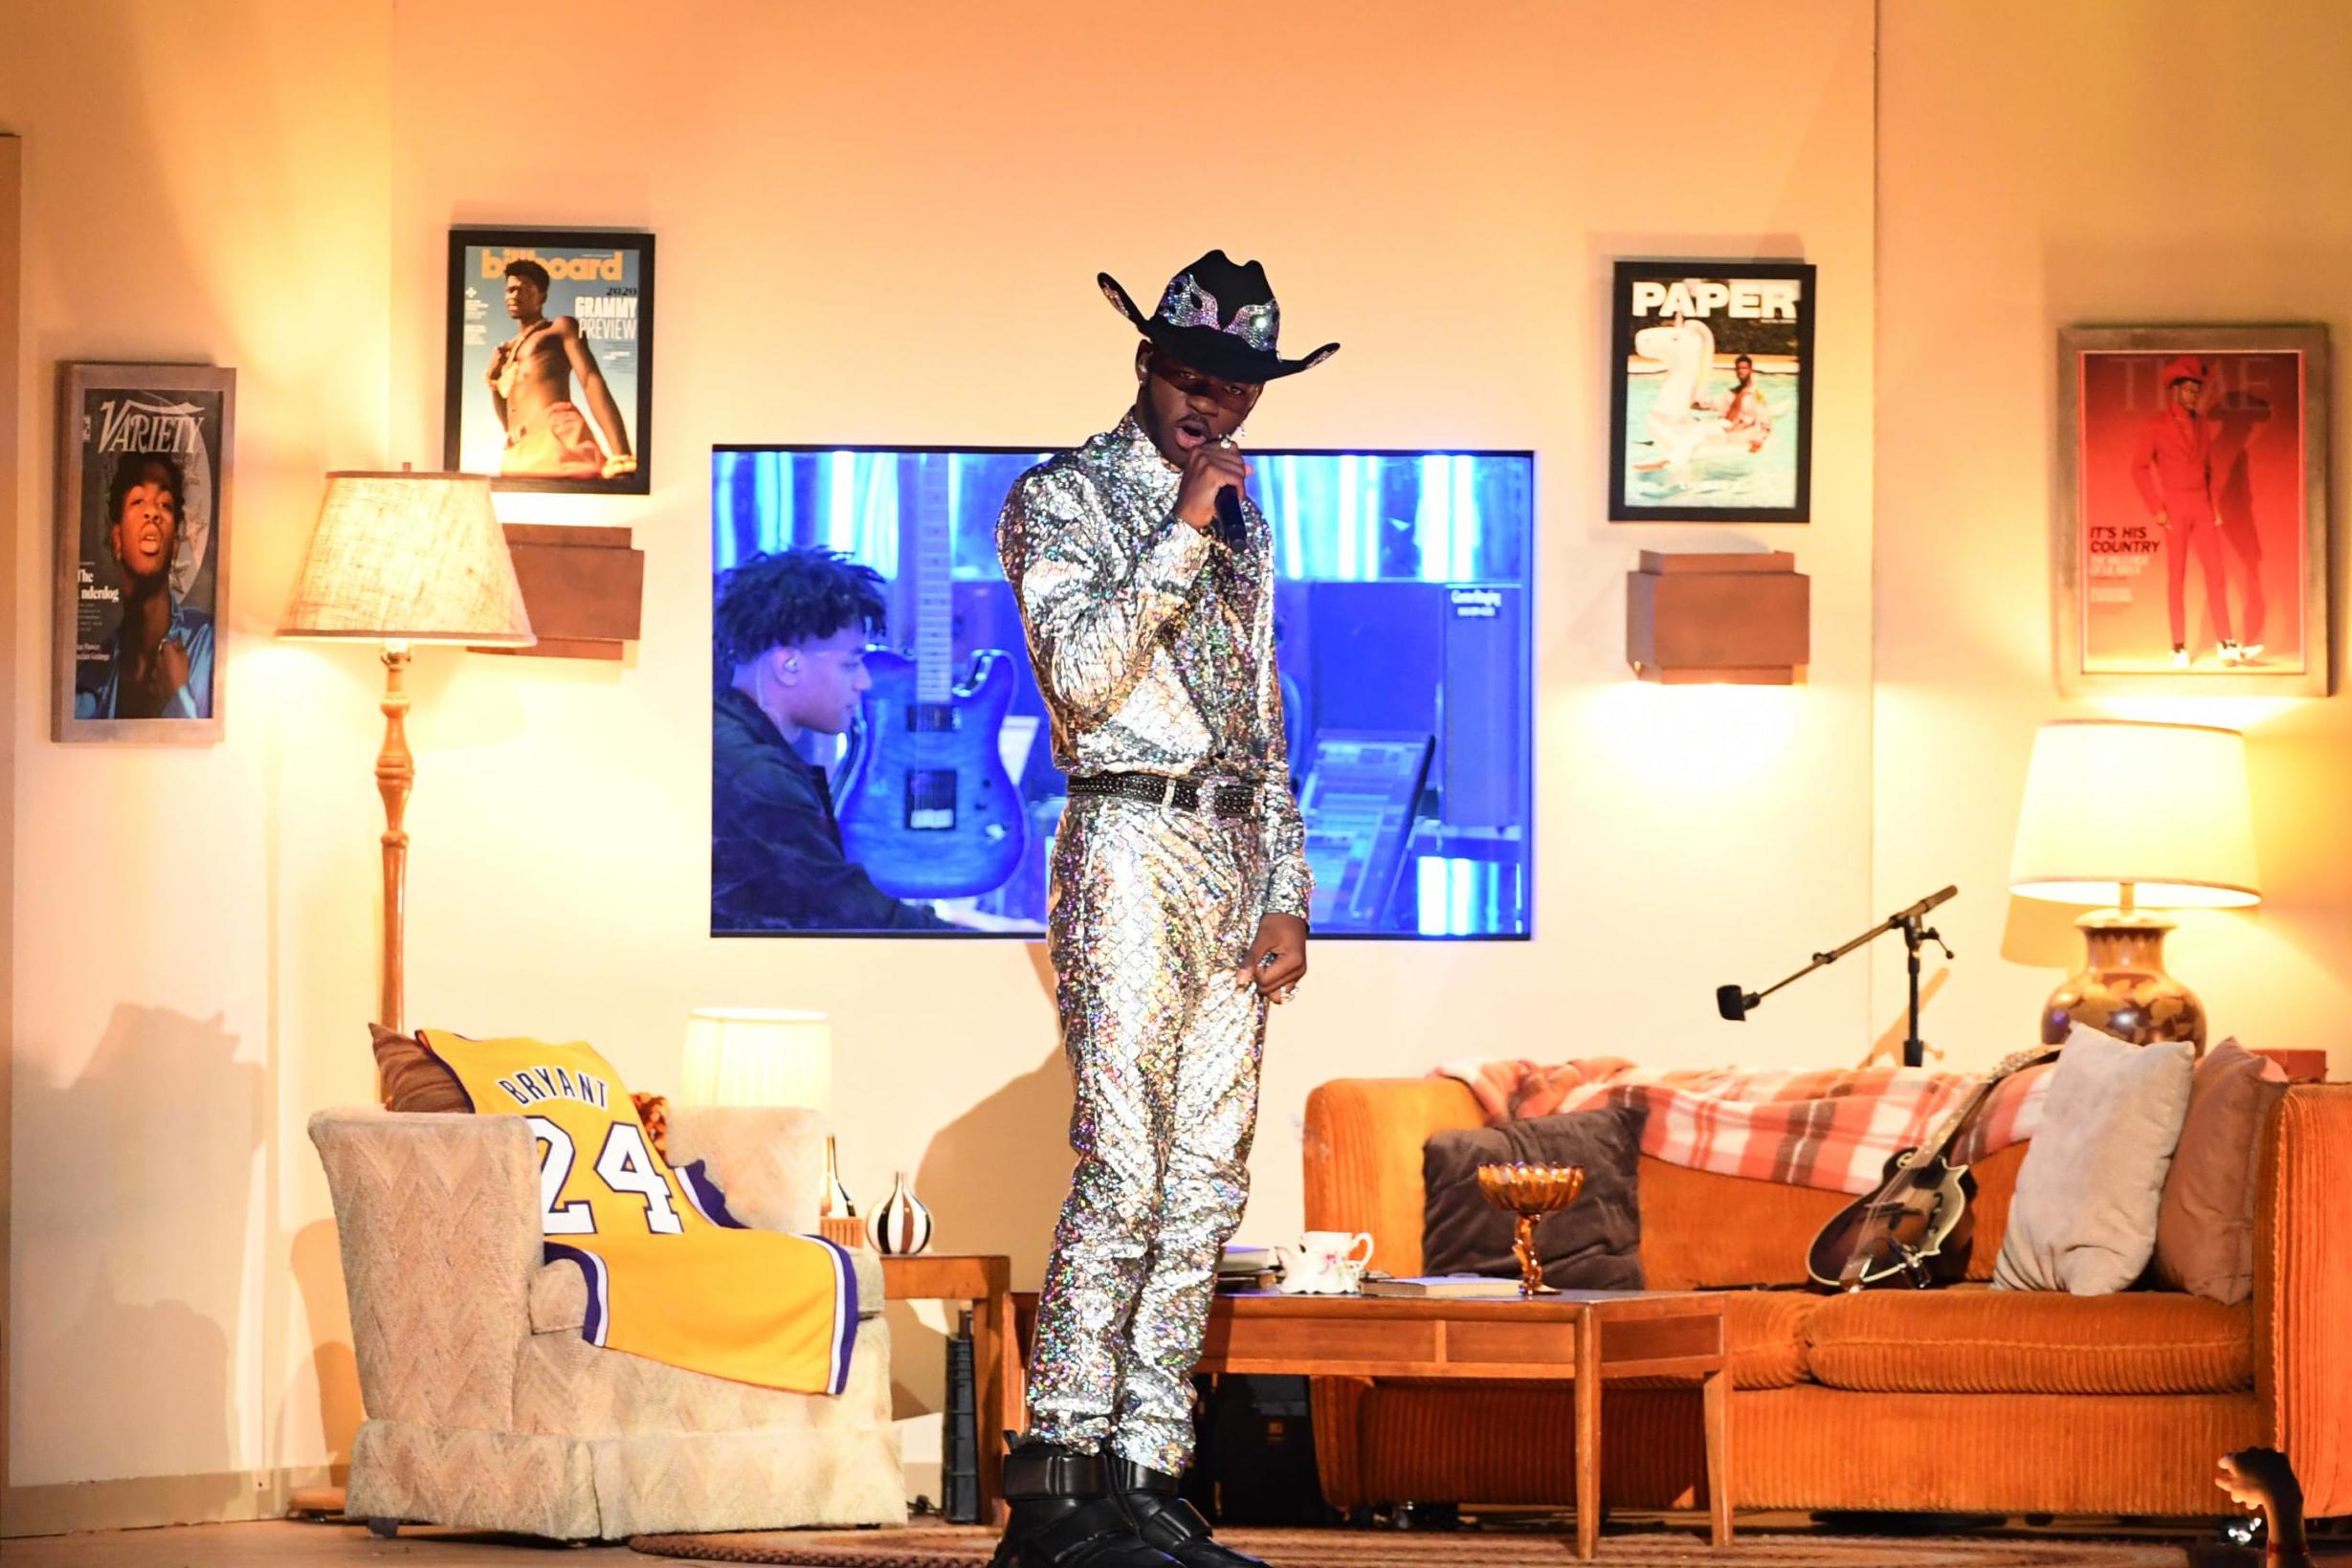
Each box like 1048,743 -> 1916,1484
1187,1375 -> 1341,1527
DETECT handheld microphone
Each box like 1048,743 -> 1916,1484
1213,482 -> 1245,546
1210,431 -> 1249,546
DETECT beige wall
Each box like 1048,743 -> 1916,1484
13,0 -> 2347,1522
5,0 -> 1878,1513
2,127 -> 24,1518
1872,3 -> 2352,1077
367,0 -> 1875,1496
3,0 -> 393,1518
44,0 -> 2350,1523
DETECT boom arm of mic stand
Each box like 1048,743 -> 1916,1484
1740,888 -> 1962,1016
1745,922 -> 1890,1008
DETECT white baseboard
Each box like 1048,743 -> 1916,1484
2,1464 -> 344,1538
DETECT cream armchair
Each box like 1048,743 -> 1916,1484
311,1106 -> 903,1540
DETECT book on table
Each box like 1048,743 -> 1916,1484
1357,1273 -> 1525,1299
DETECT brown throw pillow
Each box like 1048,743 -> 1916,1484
369,1024 -> 470,1114
1421,1105 -> 1645,1291
2152,1038 -> 2289,1304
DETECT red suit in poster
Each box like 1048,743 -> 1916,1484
2127,356 -> 2266,666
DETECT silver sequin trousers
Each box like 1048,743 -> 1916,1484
1025,794 -> 1269,1472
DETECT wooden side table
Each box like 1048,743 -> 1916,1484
880,1252 -> 1022,1526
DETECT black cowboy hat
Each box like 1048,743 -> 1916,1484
1098,250 -> 1339,385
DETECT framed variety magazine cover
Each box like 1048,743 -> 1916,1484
54,363 -> 234,742
2054,325 -> 2330,696
443,226 -> 654,495
1609,259 -> 1814,522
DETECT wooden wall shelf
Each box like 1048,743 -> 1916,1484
1626,550 -> 1808,684
474,523 -> 644,660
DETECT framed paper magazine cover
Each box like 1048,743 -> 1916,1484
443,227 -> 654,495
2054,325 -> 2329,696
54,363 -> 234,742
1609,259 -> 1814,522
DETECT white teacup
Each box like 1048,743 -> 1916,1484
1276,1229 -> 1374,1294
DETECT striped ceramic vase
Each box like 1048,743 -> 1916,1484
872,1170 -> 934,1255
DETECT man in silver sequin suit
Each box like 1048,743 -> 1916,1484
988,253 -> 1336,1568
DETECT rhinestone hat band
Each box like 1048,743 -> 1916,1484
1154,274 -> 1279,354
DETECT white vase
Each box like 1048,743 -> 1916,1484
872,1170 -> 934,1255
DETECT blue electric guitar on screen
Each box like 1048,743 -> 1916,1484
834,457 -> 1026,899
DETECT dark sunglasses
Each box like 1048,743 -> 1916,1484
1148,350 -> 1260,411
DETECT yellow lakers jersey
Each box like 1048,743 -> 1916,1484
419,1031 -> 856,1395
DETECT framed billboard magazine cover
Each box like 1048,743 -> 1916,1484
2054,325 -> 2329,696
443,226 -> 654,495
1609,259 -> 1815,522
54,363 -> 235,742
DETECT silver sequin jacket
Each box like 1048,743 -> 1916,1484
996,413 -> 1313,921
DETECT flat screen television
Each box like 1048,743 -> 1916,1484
710,445 -> 1533,939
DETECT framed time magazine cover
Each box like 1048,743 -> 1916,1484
54,363 -> 234,743
443,226 -> 654,495
1609,259 -> 1815,522
2054,325 -> 2330,696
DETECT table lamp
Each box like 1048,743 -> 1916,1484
2008,719 -> 2259,1051
279,472 -> 534,1032
681,1007 -> 859,1237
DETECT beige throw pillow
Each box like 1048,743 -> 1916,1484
1992,1026 -> 2194,1295
2152,1038 -> 2289,1304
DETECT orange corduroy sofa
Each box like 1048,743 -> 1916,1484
1299,1077 -> 2352,1520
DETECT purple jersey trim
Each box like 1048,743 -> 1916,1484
675,1159 -> 748,1228
810,1233 -> 859,1395
544,1242 -> 610,1348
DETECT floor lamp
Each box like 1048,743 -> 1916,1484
279,471 -> 534,1031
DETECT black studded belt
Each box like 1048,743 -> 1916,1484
1068,772 -> 1260,818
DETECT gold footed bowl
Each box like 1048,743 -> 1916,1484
1476,1160 -> 1586,1296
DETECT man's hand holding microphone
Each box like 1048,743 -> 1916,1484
1175,434 -> 1251,537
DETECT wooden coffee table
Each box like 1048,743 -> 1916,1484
1013,1287 -> 1730,1561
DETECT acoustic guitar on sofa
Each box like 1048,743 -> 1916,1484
1806,1045 -> 2058,1292
833,460 -> 1026,900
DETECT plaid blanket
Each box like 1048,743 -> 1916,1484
1431,1056 -> 2052,1196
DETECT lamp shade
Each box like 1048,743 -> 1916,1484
681,1007 -> 832,1115
2008,719 -> 2259,909
279,471 -> 533,645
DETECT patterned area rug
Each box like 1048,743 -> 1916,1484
629,1525 -> 2190,1565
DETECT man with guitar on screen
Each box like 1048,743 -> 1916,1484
987,253 -> 1335,1568
711,545 -> 959,932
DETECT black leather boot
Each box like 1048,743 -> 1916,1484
1109,1457 -> 1267,1568
989,1439 -> 1179,1568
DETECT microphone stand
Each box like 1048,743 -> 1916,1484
1892,913 -> 1955,1071
1723,889 -> 1956,1068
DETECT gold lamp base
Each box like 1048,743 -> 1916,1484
2038,909 -> 2207,1053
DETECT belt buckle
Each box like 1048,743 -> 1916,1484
1168,780 -> 1201,812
